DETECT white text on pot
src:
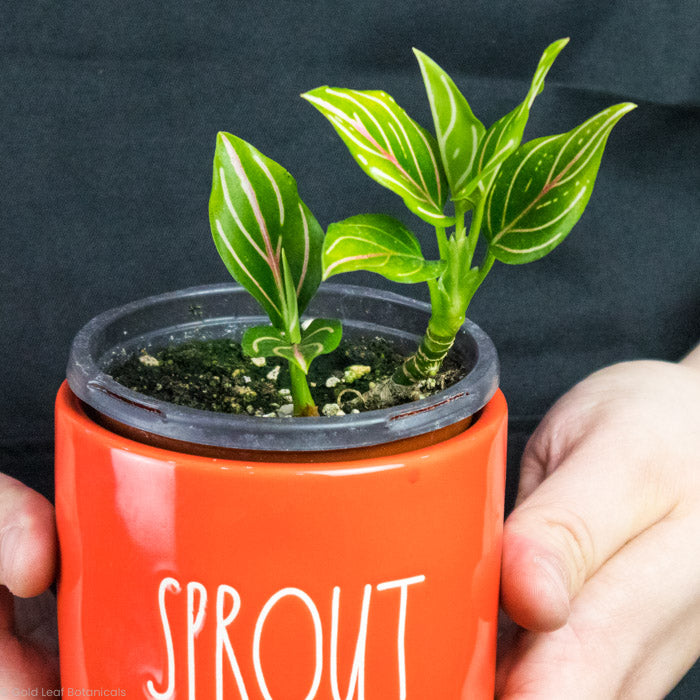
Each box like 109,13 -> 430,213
146,574 -> 426,700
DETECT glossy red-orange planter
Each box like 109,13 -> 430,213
56,283 -> 507,698
55,383 -> 507,699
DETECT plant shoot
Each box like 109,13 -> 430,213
209,132 -> 341,415
303,38 -> 635,385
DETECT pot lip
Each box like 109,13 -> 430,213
67,283 -> 499,452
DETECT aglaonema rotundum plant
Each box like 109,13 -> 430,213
303,38 -> 636,386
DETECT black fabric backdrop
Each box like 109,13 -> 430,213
1,1 -> 698,694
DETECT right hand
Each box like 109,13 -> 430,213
497,353 -> 700,698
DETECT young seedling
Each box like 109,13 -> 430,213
303,38 -> 635,387
209,132 -> 341,416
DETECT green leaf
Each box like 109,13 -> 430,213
322,214 -> 445,283
484,102 -> 636,264
209,132 -> 323,329
413,48 -> 485,198
242,319 -> 343,374
302,86 -> 452,226
455,38 -> 569,203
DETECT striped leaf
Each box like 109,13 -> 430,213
455,38 -> 569,203
323,214 -> 445,283
413,49 -> 485,199
485,102 -> 636,264
242,319 -> 343,374
302,87 -> 451,226
209,132 -> 323,330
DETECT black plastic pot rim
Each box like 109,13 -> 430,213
66,283 -> 499,453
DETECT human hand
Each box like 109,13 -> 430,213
497,351 -> 700,698
0,473 -> 59,688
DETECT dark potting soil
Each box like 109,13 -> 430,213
108,336 -> 465,416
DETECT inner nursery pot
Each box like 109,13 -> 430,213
55,283 -> 507,699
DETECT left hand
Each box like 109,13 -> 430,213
496,355 -> 700,698
0,473 -> 59,688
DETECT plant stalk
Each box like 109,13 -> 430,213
279,252 -> 320,416
289,361 -> 319,416
465,196 -> 485,261
392,196 -> 493,386
393,316 -> 461,384
435,225 -> 449,259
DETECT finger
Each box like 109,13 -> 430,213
681,342 -> 700,369
498,505 -> 700,698
0,474 -> 57,597
514,414 -> 572,506
14,590 -> 59,656
0,585 -> 59,688
0,584 -> 15,632
501,424 -> 683,631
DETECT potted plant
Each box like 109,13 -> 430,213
55,38 -> 633,698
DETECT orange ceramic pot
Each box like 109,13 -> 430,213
55,284 -> 507,699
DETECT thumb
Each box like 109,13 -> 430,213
500,417 -> 677,632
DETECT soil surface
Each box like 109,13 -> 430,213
108,336 -> 465,416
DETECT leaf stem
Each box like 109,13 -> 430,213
465,196 -> 486,265
464,250 -> 495,308
454,199 -> 469,241
435,225 -> 449,260
289,362 -> 319,416
281,253 -> 319,416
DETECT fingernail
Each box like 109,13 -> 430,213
0,525 -> 22,580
